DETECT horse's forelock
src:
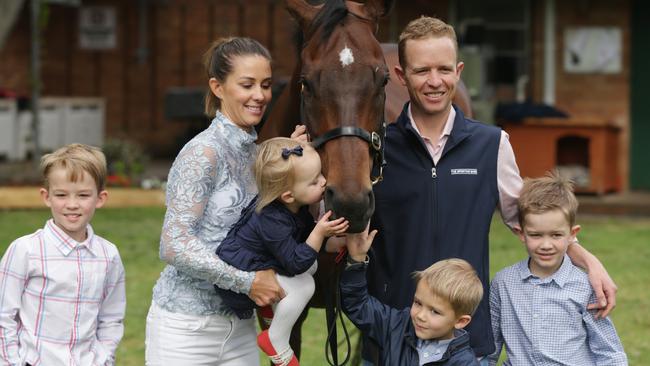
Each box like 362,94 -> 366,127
307,0 -> 348,43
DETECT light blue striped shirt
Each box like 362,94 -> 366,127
488,255 -> 627,365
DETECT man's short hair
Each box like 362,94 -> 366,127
517,170 -> 579,227
40,143 -> 107,192
413,258 -> 483,316
398,16 -> 458,68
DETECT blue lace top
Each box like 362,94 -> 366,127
151,111 -> 258,316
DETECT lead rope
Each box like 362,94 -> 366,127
324,253 -> 352,366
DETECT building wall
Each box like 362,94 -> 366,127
529,0 -> 631,190
0,0 -> 447,157
1,0 -> 633,190
0,0 -> 299,157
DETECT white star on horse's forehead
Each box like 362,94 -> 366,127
339,46 -> 354,67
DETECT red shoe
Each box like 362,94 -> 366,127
257,330 -> 299,366
259,306 -> 274,328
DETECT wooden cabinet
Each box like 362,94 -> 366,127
502,118 -> 621,194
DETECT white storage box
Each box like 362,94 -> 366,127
63,98 -> 105,148
0,99 -> 18,160
14,97 -> 106,159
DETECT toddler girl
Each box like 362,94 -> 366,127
216,137 -> 349,366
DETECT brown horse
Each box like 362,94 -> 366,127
260,1 -> 391,363
259,0 -> 472,363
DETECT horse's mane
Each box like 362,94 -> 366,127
309,0 -> 348,42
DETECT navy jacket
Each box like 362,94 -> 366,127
341,265 -> 479,365
368,103 -> 501,357
215,197 -> 316,318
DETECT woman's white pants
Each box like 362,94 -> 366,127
145,304 -> 260,366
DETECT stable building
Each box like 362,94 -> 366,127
0,0 -> 647,191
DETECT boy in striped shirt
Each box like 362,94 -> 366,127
0,143 -> 126,365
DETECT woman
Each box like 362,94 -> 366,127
146,37 -> 303,365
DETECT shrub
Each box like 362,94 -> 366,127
103,139 -> 149,187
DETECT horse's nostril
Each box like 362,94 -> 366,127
325,186 -> 335,203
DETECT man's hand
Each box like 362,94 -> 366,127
586,262 -> 618,318
249,269 -> 285,307
566,241 -> 617,318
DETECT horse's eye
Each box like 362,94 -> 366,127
299,78 -> 312,94
382,73 -> 390,87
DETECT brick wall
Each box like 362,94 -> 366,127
0,1 -> 452,158
529,0 -> 630,190
0,0 -> 299,157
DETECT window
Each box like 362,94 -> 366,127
450,0 -> 530,100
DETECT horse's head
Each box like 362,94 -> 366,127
287,0 -> 391,232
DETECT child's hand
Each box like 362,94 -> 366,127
315,210 -> 349,238
346,225 -> 377,261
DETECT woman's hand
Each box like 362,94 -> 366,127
249,269 -> 285,307
291,124 -> 310,143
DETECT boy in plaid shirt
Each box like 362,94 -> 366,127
0,143 -> 126,365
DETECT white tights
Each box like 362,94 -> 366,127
267,262 -> 317,361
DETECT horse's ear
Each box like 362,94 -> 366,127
363,0 -> 394,19
286,0 -> 321,31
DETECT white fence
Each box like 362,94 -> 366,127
0,97 -> 105,161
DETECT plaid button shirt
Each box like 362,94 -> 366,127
0,219 -> 126,366
488,255 -> 627,365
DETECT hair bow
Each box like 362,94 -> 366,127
281,145 -> 304,159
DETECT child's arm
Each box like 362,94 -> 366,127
486,276 -> 504,366
259,211 -> 347,275
304,210 -> 348,252
0,239 -> 29,364
582,294 -> 628,365
340,229 -> 406,347
95,250 -> 126,366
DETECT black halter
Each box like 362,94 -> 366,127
310,124 -> 386,185
300,79 -> 386,185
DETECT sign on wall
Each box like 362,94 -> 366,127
79,6 -> 116,50
564,27 -> 622,74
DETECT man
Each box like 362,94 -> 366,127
364,16 -> 617,364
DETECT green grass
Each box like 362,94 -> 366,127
1,208 -> 648,364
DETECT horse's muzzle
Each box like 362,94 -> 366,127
324,186 -> 375,233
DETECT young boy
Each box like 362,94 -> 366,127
0,143 -> 126,365
340,229 -> 483,365
488,172 -> 627,365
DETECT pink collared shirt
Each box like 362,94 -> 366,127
0,219 -> 126,366
408,105 -> 522,231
